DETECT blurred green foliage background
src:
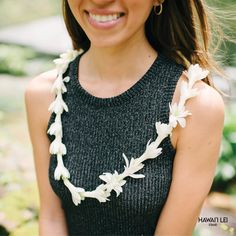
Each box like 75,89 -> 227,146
0,0 -> 60,27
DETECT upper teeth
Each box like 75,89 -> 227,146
89,13 -> 122,22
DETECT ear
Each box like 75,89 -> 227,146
153,0 -> 165,6
153,0 -> 159,6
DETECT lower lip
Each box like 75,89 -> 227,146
86,12 -> 124,30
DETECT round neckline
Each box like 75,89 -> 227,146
70,50 -> 165,107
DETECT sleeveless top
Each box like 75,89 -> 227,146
47,51 -> 185,236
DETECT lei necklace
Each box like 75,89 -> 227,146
47,49 -> 209,206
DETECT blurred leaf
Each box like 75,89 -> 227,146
10,220 -> 38,236
0,44 -> 36,76
0,44 -> 55,76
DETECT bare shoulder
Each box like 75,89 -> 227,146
171,72 -> 225,148
177,73 -> 225,145
24,69 -> 57,130
174,71 -> 225,119
183,73 -> 225,125
25,69 -> 57,94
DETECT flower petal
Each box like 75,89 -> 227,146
122,153 -> 129,167
184,64 -> 209,88
155,121 -> 172,140
49,138 -> 67,155
130,174 -> 145,179
178,117 -> 186,128
54,165 -> 70,180
47,121 -> 62,136
169,115 -> 178,128
114,186 -> 123,197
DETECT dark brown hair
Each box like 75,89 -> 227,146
62,0 -> 229,87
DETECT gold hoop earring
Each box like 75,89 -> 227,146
154,4 -> 163,15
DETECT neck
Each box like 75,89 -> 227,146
81,31 -> 158,82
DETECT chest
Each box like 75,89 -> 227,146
79,78 -> 141,98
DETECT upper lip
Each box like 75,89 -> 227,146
86,9 -> 124,15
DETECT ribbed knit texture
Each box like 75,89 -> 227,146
47,51 -> 185,236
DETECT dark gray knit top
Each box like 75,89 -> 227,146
47,50 -> 185,236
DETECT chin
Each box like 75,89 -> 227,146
88,33 -> 134,49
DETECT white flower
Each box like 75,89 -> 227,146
53,58 -> 69,74
179,80 -> 199,106
169,103 -> 191,128
54,154 -> 70,180
54,49 -> 83,74
183,64 -> 209,88
127,157 -> 144,172
60,49 -> 81,62
51,76 -> 68,94
83,184 -> 111,203
91,184 -> 111,202
83,184 -> 111,202
63,178 -> 85,206
48,93 -> 68,114
143,139 -> 162,160
99,171 -> 126,197
49,136 -> 67,155
155,122 -> 172,141
47,119 -> 62,136
54,156 -> 70,180
122,154 -> 145,177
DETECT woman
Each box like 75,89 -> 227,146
25,0 -> 225,235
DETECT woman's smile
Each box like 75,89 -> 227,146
85,9 -> 126,30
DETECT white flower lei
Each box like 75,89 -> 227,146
47,49 -> 209,206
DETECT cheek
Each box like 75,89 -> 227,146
124,1 -> 153,30
127,0 -> 153,21
126,0 -> 153,13
67,0 -> 83,21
